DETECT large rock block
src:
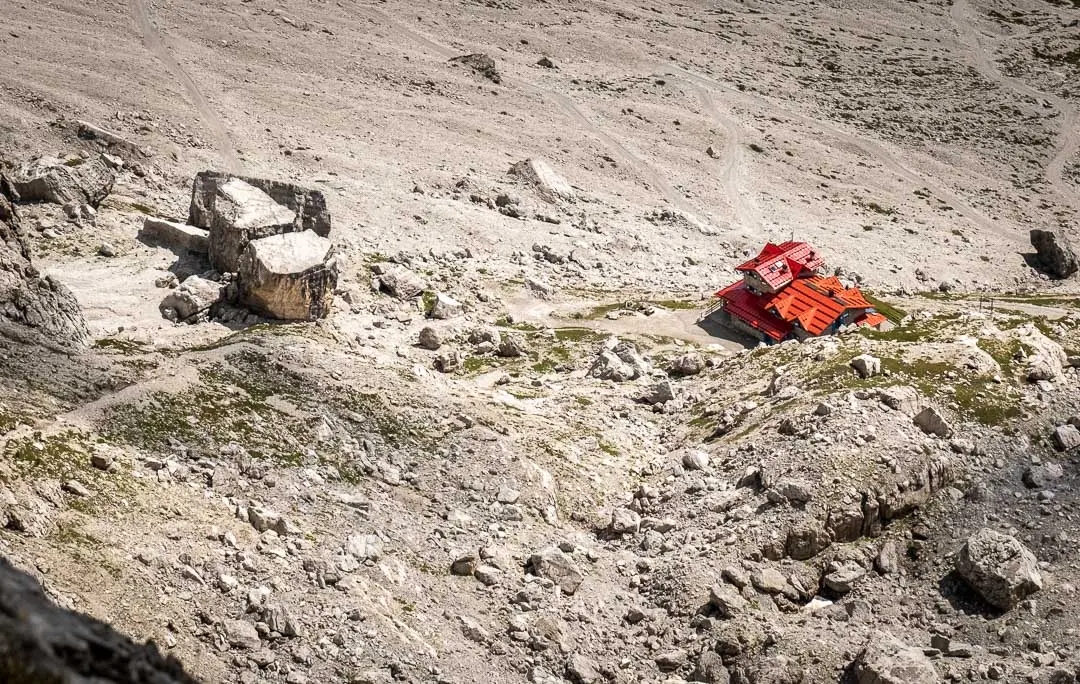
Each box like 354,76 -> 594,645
8,155 -> 115,207
956,527 -> 1042,610
207,179 -> 297,272
139,217 -> 209,253
189,171 -> 331,237
238,231 -> 337,321
1030,229 -> 1078,279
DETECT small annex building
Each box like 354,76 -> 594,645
710,241 -> 890,343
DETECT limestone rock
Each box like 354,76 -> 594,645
237,231 -> 337,321
448,53 -> 501,83
207,178 -> 297,272
497,334 -> 529,358
377,265 -> 425,300
709,584 -> 748,618
8,155 -> 115,207
527,547 -> 583,594
853,632 -> 939,684
641,379 -> 674,405
913,406 -> 952,438
159,276 -> 222,323
1030,228 -> 1079,278
588,340 -> 649,381
609,508 -> 641,535
190,171 -> 331,237
955,528 -> 1042,610
429,292 -> 462,319
139,217 -> 209,253
682,449 -> 710,471
510,158 -> 575,203
879,386 -> 921,415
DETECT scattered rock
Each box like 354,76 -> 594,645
527,547 -> 583,594
709,584 -> 748,618
913,406 -> 952,438
641,379 -> 674,405
159,276 -> 222,323
377,265 -> 425,300
682,449 -> 710,471
851,354 -> 881,378
418,326 -> 442,350
1051,424 -> 1080,451
429,292 -> 462,319
878,386 -> 921,415
588,340 -> 649,381
566,653 -> 600,684
8,155 -> 115,207
670,352 -> 706,376
449,53 -> 501,83
139,217 -> 209,253
609,508 -> 641,535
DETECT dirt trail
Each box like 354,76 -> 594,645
679,79 -> 760,232
950,0 -> 1078,208
364,7 -> 704,223
660,64 -> 1015,242
507,295 -> 746,351
129,0 -> 241,172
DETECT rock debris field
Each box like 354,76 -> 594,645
2,0 -> 1080,683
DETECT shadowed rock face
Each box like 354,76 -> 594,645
0,555 -> 200,684
0,176 -> 89,348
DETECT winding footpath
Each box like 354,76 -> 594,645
129,0 -> 241,172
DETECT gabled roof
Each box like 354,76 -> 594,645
769,277 -> 848,336
735,241 -> 825,290
717,281 -> 791,341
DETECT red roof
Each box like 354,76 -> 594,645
769,277 -> 848,336
858,312 -> 888,328
718,281 -> 791,341
735,241 -> 825,290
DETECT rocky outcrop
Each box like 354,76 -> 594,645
237,231 -> 337,321
956,528 -> 1042,610
852,632 -> 939,684
0,554 -> 199,684
0,176 -> 88,347
448,53 -> 501,83
189,170 -> 331,238
1030,228 -> 1079,279
207,179 -> 297,272
7,155 -> 115,207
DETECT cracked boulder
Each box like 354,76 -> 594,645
238,230 -> 337,321
206,178 -> 298,272
190,170 -> 331,237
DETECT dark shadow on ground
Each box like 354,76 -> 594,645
694,312 -> 758,348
